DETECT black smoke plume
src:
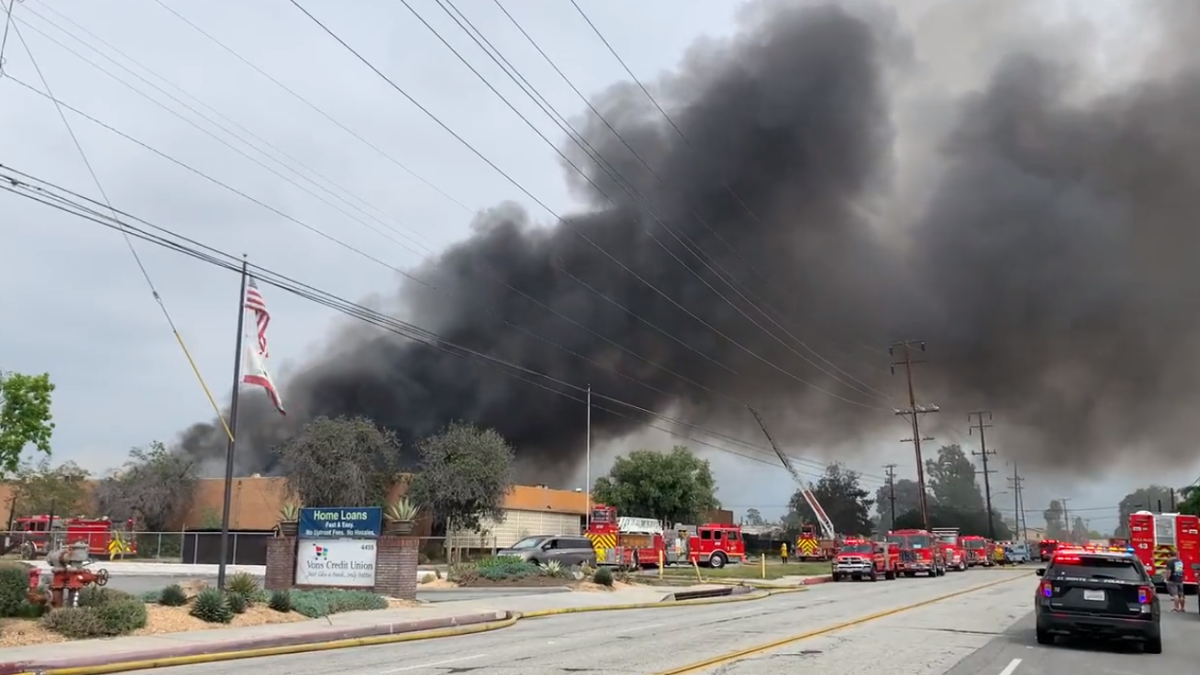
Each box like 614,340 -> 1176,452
181,1 -> 1200,479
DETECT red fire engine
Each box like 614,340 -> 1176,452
932,527 -> 968,571
831,538 -> 899,582
887,528 -> 946,577
1038,539 -> 1060,562
6,515 -> 137,560
586,505 -> 745,569
1129,511 -> 1199,592
960,535 -> 992,567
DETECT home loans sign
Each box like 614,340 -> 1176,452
295,507 -> 382,588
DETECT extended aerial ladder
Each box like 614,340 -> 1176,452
747,407 -> 837,541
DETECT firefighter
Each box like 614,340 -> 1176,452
993,543 -> 1006,566
780,541 -> 789,564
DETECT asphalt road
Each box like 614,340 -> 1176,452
127,569 -> 1043,675
945,594 -> 1199,675
106,575 -> 569,604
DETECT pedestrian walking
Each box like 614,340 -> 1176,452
1165,554 -> 1186,612
780,542 -> 789,564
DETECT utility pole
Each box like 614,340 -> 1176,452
969,411 -> 997,540
884,464 -> 897,529
890,340 -> 938,531
1171,488 -> 1177,511
1007,462 -> 1025,542
1059,498 -> 1071,541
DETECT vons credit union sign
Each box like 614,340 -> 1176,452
294,539 -> 377,587
294,506 -> 381,588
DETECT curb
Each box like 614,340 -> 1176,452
0,589 -> 804,675
673,574 -> 832,589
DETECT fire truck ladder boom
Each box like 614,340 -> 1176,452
747,406 -> 837,540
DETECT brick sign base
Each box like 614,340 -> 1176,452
265,535 -> 418,600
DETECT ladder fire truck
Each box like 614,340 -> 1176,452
585,505 -> 745,569
746,408 -> 841,561
1129,511 -> 1200,593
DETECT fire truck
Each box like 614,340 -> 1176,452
932,527 -> 968,572
1038,539 -> 1060,562
5,515 -> 137,560
793,489 -> 839,561
585,505 -> 745,569
887,528 -> 946,577
1129,511 -> 1200,593
960,535 -> 992,567
831,538 -> 899,582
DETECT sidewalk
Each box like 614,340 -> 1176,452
0,585 -> 761,672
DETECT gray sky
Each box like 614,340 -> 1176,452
0,0 -> 1178,535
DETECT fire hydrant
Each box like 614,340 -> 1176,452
34,541 -> 110,608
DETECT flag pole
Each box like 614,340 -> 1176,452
585,383 -> 591,529
217,256 -> 249,591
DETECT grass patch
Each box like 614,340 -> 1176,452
658,561 -> 829,580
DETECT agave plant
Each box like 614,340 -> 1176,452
384,498 -> 420,522
278,502 -> 301,522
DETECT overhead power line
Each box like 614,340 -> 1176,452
0,164 -> 889,484
3,5 -> 233,442
291,0 -> 887,411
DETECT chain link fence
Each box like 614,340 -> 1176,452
2,531 -> 505,566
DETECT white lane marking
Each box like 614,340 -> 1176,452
613,622 -> 664,634
997,657 -> 1022,675
381,654 -> 487,673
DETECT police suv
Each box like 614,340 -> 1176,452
1035,546 -> 1161,653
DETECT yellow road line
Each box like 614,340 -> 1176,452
649,572 -> 1033,675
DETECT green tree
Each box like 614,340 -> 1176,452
591,446 -> 718,525
924,445 -> 984,512
789,463 -> 874,537
274,416 -> 402,508
1179,486 -> 1200,518
874,478 -> 928,531
893,504 -> 1011,539
743,508 -> 766,526
0,371 -> 56,473
407,421 -> 515,533
11,457 -> 91,517
93,442 -> 198,531
1114,486 -> 1175,537
1070,516 -> 1090,543
1043,500 -> 1067,540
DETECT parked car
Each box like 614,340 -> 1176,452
495,535 -> 597,567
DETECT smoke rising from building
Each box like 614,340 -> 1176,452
180,1 -> 1200,479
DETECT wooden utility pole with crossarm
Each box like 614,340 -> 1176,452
890,340 -> 939,531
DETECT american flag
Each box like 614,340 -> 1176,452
241,275 -> 285,415
245,277 -> 271,357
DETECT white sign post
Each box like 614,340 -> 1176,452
294,538 -> 378,588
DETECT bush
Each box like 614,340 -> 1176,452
268,589 -> 292,613
593,567 -> 614,587
289,589 -> 387,618
159,584 -> 189,607
0,564 -> 30,617
78,586 -> 133,608
227,572 -> 260,599
226,591 -> 248,614
190,588 -> 233,624
94,597 -> 148,634
540,557 -> 566,578
42,597 -> 147,638
139,590 -> 161,603
43,607 -> 106,639
473,556 -> 539,581
447,563 -> 479,585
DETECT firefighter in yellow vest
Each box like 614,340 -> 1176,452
993,543 -> 1006,565
780,542 -> 789,564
